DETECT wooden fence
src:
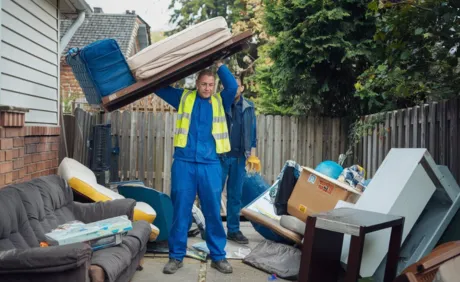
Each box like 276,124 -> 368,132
353,99 -> 460,182
67,108 -> 349,194
64,98 -> 460,194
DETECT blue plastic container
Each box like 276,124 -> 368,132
66,39 -> 136,105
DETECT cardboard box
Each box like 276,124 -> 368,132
287,167 -> 361,221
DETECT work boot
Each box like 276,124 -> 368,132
211,259 -> 233,274
227,231 -> 249,244
163,258 -> 183,274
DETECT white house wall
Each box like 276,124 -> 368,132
0,0 -> 59,125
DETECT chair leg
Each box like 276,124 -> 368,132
384,223 -> 403,282
345,235 -> 366,282
299,217 -> 344,282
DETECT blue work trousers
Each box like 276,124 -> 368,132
221,155 -> 246,234
168,160 -> 226,261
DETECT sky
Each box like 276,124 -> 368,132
85,0 -> 175,31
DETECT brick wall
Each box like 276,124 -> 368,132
0,108 -> 60,188
61,59 -> 84,98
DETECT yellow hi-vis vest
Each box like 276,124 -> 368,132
174,90 -> 231,154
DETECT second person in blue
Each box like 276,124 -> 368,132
154,61 -> 238,275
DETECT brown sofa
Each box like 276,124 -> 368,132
0,175 -> 151,282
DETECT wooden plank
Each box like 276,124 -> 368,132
155,112 -> 164,191
1,43 -> 57,76
72,108 -> 81,161
0,58 -> 56,89
290,116 -> 298,160
265,115 -> 274,183
420,103 -> 427,148
384,112 -> 391,158
440,100 -> 447,165
405,108 -> 411,148
450,99 -> 458,181
413,106 -> 419,148
273,116 -> 282,177
109,111 -> 119,182
398,109 -> 404,148
138,112 -> 146,183
339,119 -> 347,160
314,117 -> 323,167
372,116 -> 378,177
147,112 -> 154,187
11,0 -> 58,29
331,118 -> 340,161
2,0 -> 57,40
367,116 -> 372,175
257,115 -> 265,173
32,0 -> 58,18
429,102 -> 437,158
378,114 -> 385,168
121,111 -> 130,180
391,111 -> 397,148
0,89 -> 57,111
83,110 -> 90,166
129,111 -> 137,180
1,74 -> 57,100
1,27 -> 56,64
282,116 -> 290,164
322,118 -> 331,161
300,117 -> 308,166
163,112 -> 173,195
362,116 -> 368,171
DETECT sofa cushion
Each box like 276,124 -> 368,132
90,220 -> 150,282
0,188 -> 39,250
10,175 -> 77,242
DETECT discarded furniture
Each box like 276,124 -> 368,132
335,148 -> 460,279
0,175 -> 151,282
299,208 -> 404,282
58,157 -> 160,241
101,31 -> 253,112
118,184 -> 173,242
394,241 -> 460,282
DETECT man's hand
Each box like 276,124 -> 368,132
215,60 -> 224,68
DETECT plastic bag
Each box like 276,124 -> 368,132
338,165 -> 366,188
242,172 -> 292,244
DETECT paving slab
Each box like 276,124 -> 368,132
132,222 -> 291,282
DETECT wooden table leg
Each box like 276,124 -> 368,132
384,223 -> 404,282
345,234 -> 366,282
299,217 -> 344,282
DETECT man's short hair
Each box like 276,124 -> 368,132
197,69 -> 215,81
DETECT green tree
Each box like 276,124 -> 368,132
166,0 -> 238,35
355,0 -> 460,113
257,0 -> 376,117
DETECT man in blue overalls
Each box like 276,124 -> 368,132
221,76 -> 257,244
154,61 -> 237,275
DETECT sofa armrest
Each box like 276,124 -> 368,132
0,243 -> 92,274
73,198 -> 136,222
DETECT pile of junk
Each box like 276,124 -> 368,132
59,14 -> 460,282
237,148 -> 460,282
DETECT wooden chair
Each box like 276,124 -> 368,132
394,241 -> 460,282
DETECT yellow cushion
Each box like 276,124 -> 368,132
149,224 -> 160,241
67,177 -> 157,223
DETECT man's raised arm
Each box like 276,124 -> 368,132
154,86 -> 184,110
216,63 -> 238,112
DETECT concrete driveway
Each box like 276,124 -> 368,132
132,222 -> 290,282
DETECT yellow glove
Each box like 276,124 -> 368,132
246,155 -> 261,173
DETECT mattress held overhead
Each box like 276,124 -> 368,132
127,17 -> 232,80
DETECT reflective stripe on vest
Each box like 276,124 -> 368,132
174,90 -> 231,154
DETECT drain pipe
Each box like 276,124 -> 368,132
60,10 -> 85,54
59,10 -> 85,158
